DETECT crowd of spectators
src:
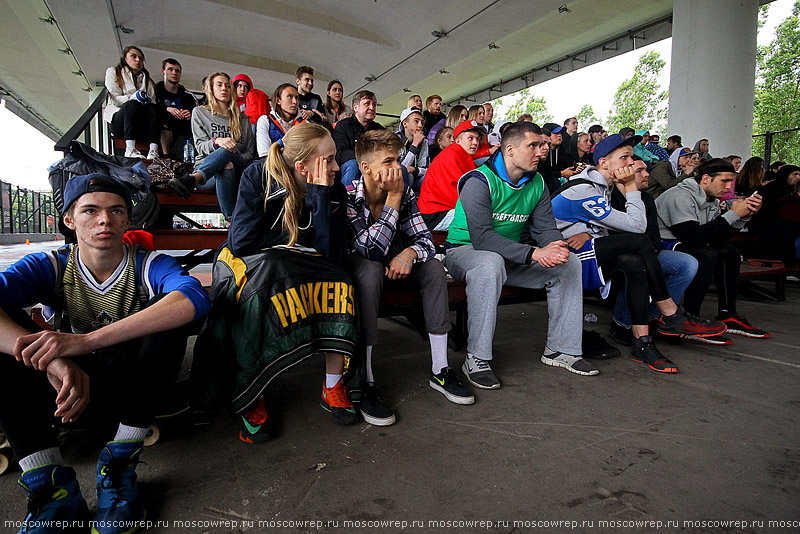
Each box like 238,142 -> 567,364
2,44 -> 795,534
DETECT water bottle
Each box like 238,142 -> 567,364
183,140 -> 195,163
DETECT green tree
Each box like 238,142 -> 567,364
576,104 -> 602,130
502,89 -> 554,124
606,51 -> 668,133
753,1 -> 800,163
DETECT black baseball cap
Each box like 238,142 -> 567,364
62,173 -> 133,216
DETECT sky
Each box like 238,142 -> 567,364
0,0 -> 794,192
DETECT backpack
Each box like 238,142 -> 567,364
48,141 -> 160,236
47,245 -> 152,333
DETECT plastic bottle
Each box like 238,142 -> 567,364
183,140 -> 195,163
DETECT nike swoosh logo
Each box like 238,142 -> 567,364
433,376 -> 445,385
242,418 -> 261,434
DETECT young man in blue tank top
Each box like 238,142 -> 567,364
0,174 -> 210,534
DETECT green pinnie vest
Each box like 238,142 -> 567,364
447,158 -> 545,245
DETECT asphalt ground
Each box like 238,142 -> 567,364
0,241 -> 798,533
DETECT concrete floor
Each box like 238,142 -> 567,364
1,243 -> 799,532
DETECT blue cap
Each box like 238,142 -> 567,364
592,134 -> 642,165
62,173 -> 133,216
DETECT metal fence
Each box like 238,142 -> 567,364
0,180 -> 57,234
753,127 -> 800,168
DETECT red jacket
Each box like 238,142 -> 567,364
417,143 -> 476,214
244,88 -> 271,125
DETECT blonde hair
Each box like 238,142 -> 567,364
204,72 -> 241,143
263,123 -> 330,246
446,105 -> 467,129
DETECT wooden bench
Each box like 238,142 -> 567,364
737,258 -> 799,302
150,190 -> 225,269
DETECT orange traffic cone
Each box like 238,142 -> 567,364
25,239 -> 30,245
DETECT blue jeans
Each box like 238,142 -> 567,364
196,147 -> 246,218
613,250 -> 699,328
340,159 -> 360,187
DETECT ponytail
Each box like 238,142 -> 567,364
263,123 -> 330,246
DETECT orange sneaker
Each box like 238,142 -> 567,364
320,380 -> 358,425
239,397 -> 275,443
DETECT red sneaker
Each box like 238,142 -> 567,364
717,314 -> 770,338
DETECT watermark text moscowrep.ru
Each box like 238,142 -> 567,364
6,518 -> 798,530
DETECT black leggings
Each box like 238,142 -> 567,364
676,243 -> 740,316
0,298 -> 189,458
110,100 -> 160,143
594,233 -> 670,325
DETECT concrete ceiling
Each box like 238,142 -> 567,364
1,0 -> 678,140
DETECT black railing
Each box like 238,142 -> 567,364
55,88 -> 110,154
753,127 -> 800,168
0,180 -> 57,234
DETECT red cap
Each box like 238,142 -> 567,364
232,74 -> 253,89
454,120 -> 484,138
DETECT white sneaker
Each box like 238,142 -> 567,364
124,147 -> 145,158
146,148 -> 159,160
540,352 -> 599,376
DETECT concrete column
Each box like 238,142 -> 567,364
667,0 -> 759,159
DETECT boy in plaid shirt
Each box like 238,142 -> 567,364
344,130 -> 474,427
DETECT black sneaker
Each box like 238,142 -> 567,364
359,384 -> 396,426
657,307 -> 726,338
462,357 -> 500,389
583,329 -> 622,358
429,367 -> 475,405
168,173 -> 197,199
607,322 -> 634,346
717,314 -> 770,338
631,336 -> 678,373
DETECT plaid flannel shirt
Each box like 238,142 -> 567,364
346,176 -> 435,263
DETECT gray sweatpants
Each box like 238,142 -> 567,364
444,245 -> 583,359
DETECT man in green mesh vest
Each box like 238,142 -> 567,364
444,121 -> 597,389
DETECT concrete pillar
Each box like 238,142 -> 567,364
667,0 -> 759,159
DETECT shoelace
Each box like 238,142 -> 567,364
684,311 -> 712,326
471,358 -> 491,371
325,383 -> 353,408
25,485 -> 55,518
244,397 -> 268,425
100,457 -> 142,506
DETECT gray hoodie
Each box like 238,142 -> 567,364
551,166 -> 647,239
191,106 -> 256,167
655,178 -> 745,240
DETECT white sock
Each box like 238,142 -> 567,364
429,333 -> 449,374
125,140 -> 136,150
325,373 -> 342,388
19,447 -> 63,473
113,423 -> 149,443
365,345 -> 375,383
148,143 -> 158,152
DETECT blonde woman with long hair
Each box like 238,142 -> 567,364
202,123 -> 359,442
168,72 -> 256,218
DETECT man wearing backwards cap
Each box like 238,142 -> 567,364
0,174 -> 210,533
656,158 -> 770,339
551,135 -> 726,374
418,119 -> 486,231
